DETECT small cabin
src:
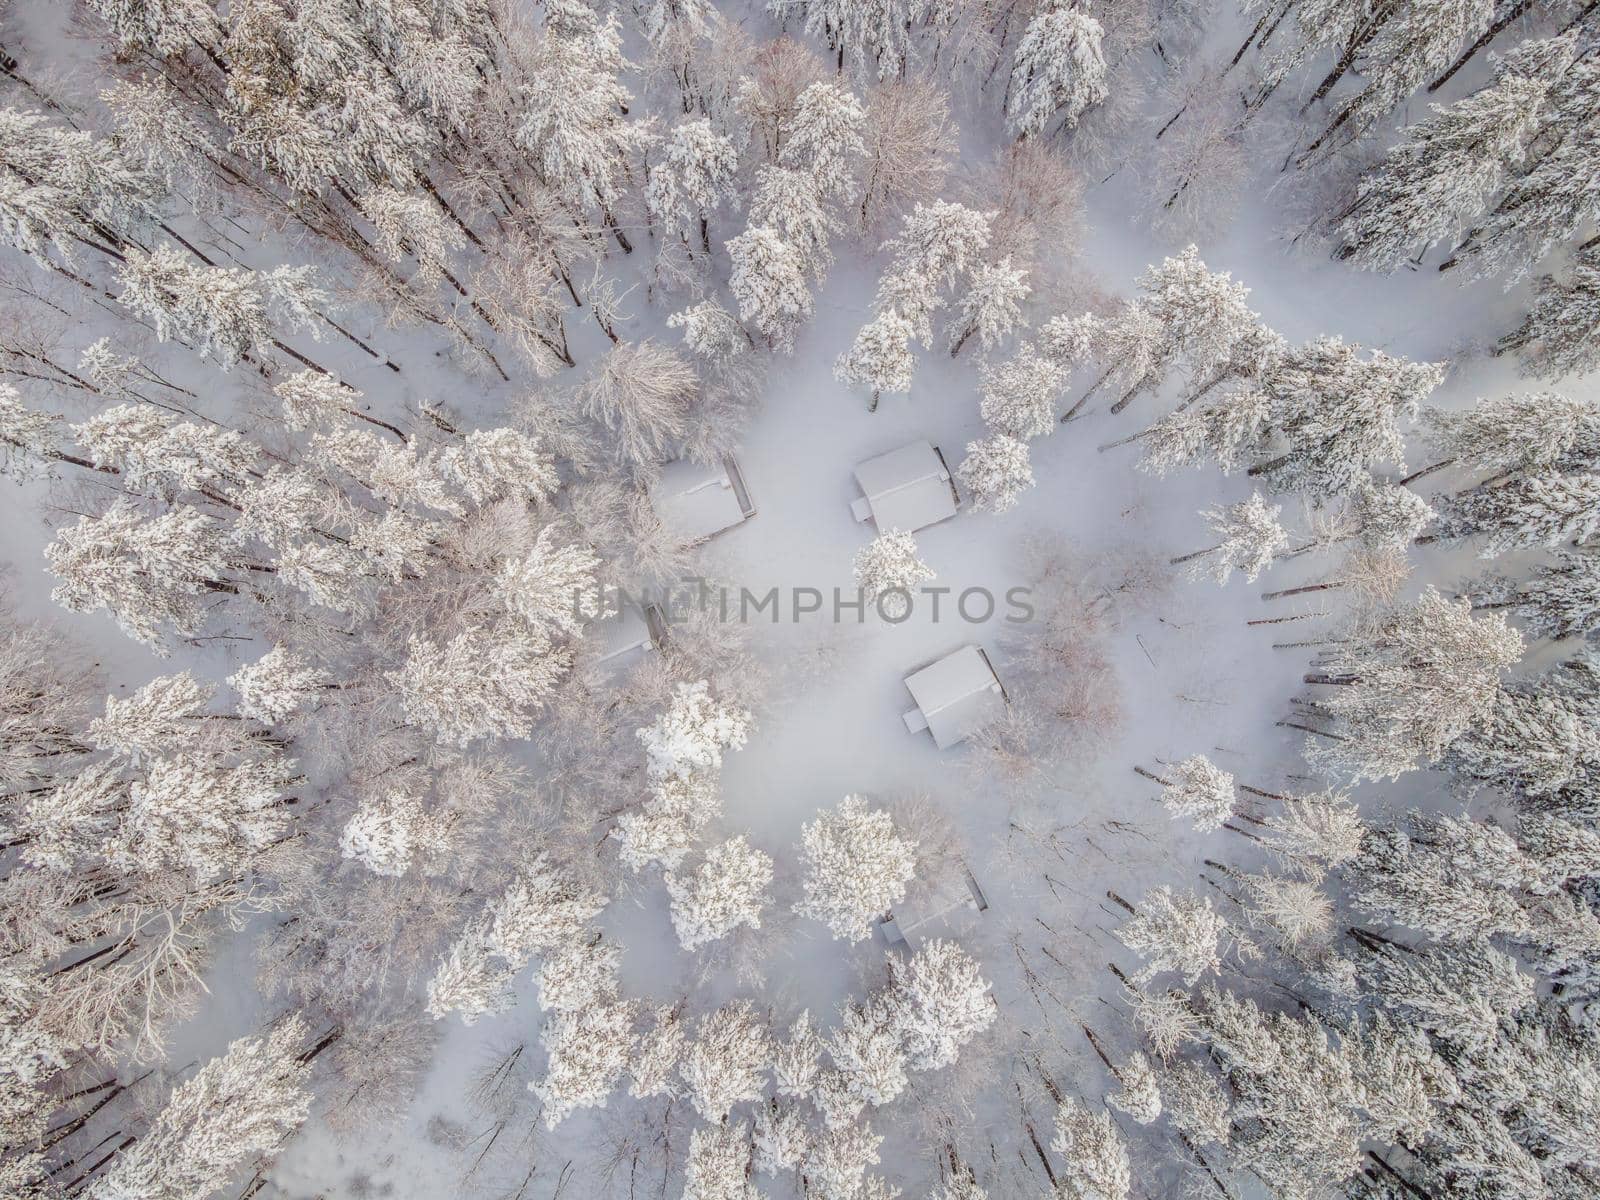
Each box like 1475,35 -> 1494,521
849,440 -> 959,534
588,600 -> 666,669
651,455 -> 757,544
879,863 -> 991,948
901,644 -> 1008,750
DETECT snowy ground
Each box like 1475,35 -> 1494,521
2,3 -> 1594,1198
263,181 -> 1553,1198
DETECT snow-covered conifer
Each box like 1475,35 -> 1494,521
1337,39 -> 1569,270
772,1011 -> 823,1098
1050,1100 -> 1131,1200
1364,940 -> 1534,1050
1507,549 -> 1600,640
794,795 -> 918,942
516,4 -> 640,217
1307,588 -> 1523,782
340,792 -> 443,877
1108,1051 -> 1162,1124
532,998 -> 636,1128
1351,477 -> 1435,549
835,308 -> 917,407
683,1121 -> 760,1200
359,187 -> 466,284
884,938 -> 995,1071
0,106 -> 162,264
630,1005 -> 686,1099
828,997 -> 908,1107
949,257 -> 1030,356
753,1099 -> 813,1175
535,938 -> 622,1014
956,434 -> 1034,513
681,1001 -> 771,1121
106,750 -> 289,883
1257,791 -> 1365,878
116,246 -> 324,370
853,530 -> 934,619
648,118 -> 739,246
805,1121 -> 882,1200
1507,246 -> 1600,380
1252,338 -> 1443,497
1173,492 -> 1287,585
1440,471 -> 1600,557
727,225 -> 814,351
749,165 -> 839,263
89,0 -> 223,57
1156,755 -> 1236,832
88,1017 -> 311,1200
1117,886 -> 1232,984
494,530 -> 602,640
1449,53 -> 1600,279
780,80 -> 866,196
639,680 -> 752,779
390,628 -> 569,747
666,836 -> 774,951
881,200 -> 992,288
669,298 -> 745,363
227,645 -> 326,725
47,501 -> 230,650
978,342 -> 1065,440
90,671 -> 211,760
1006,2 -> 1109,139
1424,389 -> 1600,478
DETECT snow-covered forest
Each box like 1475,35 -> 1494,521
1,1 -> 1597,1198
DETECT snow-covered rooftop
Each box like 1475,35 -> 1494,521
651,455 -> 756,543
901,643 -> 1007,749
851,439 -> 959,533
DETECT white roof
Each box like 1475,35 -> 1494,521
652,458 -> 749,543
902,644 -> 1006,750
590,601 -> 656,666
852,440 -> 958,534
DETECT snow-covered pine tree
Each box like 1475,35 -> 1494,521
727,225 -> 814,352
794,795 -> 918,942
1335,35 -> 1572,270
1155,754 -> 1238,831
649,118 -> 739,253
681,1000 -> 771,1121
46,501 -> 232,650
948,257 -> 1030,356
683,1121 -> 760,1200
853,529 -> 935,618
1504,246 -> 1600,380
88,1016 -> 312,1200
1249,337 -> 1443,498
1448,52 -> 1600,280
1006,2 -> 1109,139
665,835 -> 774,951
1050,1099 -> 1131,1200
1439,470 -> 1600,557
115,246 -> 327,371
1307,588 -> 1522,782
516,0 -> 641,234
834,307 -> 917,409
0,106 -> 163,267
1422,388 -> 1600,479
883,938 -> 995,1071
1501,549 -> 1600,640
1171,491 -> 1288,584
978,341 -> 1065,440
956,433 -> 1035,513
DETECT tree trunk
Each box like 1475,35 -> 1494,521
1428,0 -> 1534,92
